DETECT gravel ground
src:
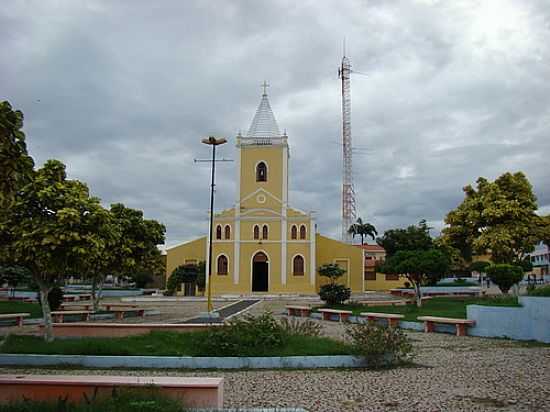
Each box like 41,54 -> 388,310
1,317 -> 549,411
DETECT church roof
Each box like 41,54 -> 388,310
246,91 -> 281,138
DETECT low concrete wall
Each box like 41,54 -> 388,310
467,297 -> 550,343
40,322 -> 217,338
0,354 -> 369,369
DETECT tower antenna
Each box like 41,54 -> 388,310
339,47 -> 357,243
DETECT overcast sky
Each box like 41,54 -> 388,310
2,0 -> 549,246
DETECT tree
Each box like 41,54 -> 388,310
442,172 -> 541,264
486,264 -> 523,294
130,269 -> 154,288
348,218 -> 377,245
376,220 -> 433,257
379,249 -> 450,307
318,263 -> 351,305
0,101 -> 35,208
1,160 -> 111,341
167,264 -> 199,295
0,265 -> 31,296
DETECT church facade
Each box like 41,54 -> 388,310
165,89 -> 405,295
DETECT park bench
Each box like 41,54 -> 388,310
0,374 -> 223,409
62,294 -> 92,302
286,305 -> 312,317
101,302 -> 139,311
318,308 -> 352,322
0,313 -> 30,327
60,302 -> 93,311
359,312 -> 404,328
51,310 -> 94,323
417,316 -> 475,337
110,307 -> 146,320
60,302 -> 139,311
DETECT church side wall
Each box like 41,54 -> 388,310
315,234 -> 363,292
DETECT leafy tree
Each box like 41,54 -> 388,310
166,264 -> 199,295
130,270 -> 154,289
0,101 -> 35,208
486,264 -> 523,294
318,263 -> 351,305
348,218 -> 377,245
376,220 -> 433,257
0,265 -> 31,296
1,160 -> 111,341
443,172 -> 541,264
196,261 -> 206,292
379,249 -> 450,307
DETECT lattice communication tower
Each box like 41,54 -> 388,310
339,54 -> 356,243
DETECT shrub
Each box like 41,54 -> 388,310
486,264 -> 524,294
166,264 -> 198,295
279,317 -> 322,337
319,283 -> 351,305
527,284 -> 550,297
200,312 -> 285,356
37,286 -> 63,311
345,322 -> 414,368
403,281 -> 411,289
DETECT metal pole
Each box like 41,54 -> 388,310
207,143 -> 216,313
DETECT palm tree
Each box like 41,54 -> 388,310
348,218 -> 378,245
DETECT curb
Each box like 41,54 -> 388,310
0,354 -> 368,369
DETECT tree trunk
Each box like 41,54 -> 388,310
91,276 -> 104,312
360,234 -> 364,245
37,281 -> 54,342
414,281 -> 423,308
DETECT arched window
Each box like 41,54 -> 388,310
215,225 -> 222,240
224,225 -> 231,240
253,225 -> 260,240
262,225 -> 268,240
291,225 -> 297,240
299,225 -> 307,240
217,255 -> 228,275
293,255 -> 304,276
256,162 -> 267,182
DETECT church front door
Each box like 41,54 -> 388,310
252,252 -> 269,292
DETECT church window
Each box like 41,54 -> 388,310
299,225 -> 307,240
262,225 -> 268,239
217,255 -> 228,275
253,225 -> 260,240
224,225 -> 231,240
293,255 -> 304,276
215,225 -> 222,240
256,162 -> 267,182
291,225 -> 297,240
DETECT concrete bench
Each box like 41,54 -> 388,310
60,302 -> 93,311
0,313 -> 30,327
60,302 -> 139,311
101,302 -> 139,311
417,316 -> 475,337
40,322 -> 219,338
51,310 -> 94,323
286,305 -> 312,317
318,308 -> 352,322
0,374 -> 223,409
359,312 -> 404,328
62,294 -> 92,302
110,308 -> 147,320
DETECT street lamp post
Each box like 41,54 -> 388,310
202,136 -> 227,314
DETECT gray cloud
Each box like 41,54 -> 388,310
1,0 -> 549,245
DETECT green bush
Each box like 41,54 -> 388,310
486,264 -> 524,294
319,283 -> 351,305
37,286 -> 63,311
166,264 -> 199,295
527,284 -> 550,297
345,322 -> 414,368
200,312 -> 285,356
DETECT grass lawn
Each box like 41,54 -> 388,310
0,300 -> 42,318
0,331 -> 353,357
322,296 -> 520,322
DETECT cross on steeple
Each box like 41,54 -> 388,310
261,80 -> 269,96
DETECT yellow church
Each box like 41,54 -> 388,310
165,88 -> 405,295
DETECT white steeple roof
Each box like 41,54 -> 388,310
246,90 -> 281,138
